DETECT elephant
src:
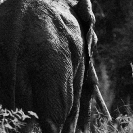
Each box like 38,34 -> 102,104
0,0 -> 96,133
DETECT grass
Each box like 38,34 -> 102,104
1,101 -> 133,133
91,112 -> 133,133
89,98 -> 133,133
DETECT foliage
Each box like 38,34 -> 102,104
0,105 -> 38,133
94,0 -> 133,64
93,0 -> 133,116
91,103 -> 133,133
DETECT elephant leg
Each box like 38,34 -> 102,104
28,53 -> 74,133
77,65 -> 95,132
15,65 -> 33,111
62,60 -> 85,133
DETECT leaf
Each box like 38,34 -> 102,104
13,113 -> 22,119
4,123 -> 13,129
11,108 -> 19,115
28,111 -> 39,119
7,110 -> 13,117
0,105 -> 2,110
3,109 -> 9,117
21,114 -> 31,121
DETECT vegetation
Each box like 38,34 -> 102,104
92,112 -> 133,133
0,105 -> 40,133
1,103 -> 133,133
88,97 -> 133,133
93,0 -> 133,119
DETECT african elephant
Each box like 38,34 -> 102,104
0,0 -> 96,133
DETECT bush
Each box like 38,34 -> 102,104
0,105 -> 38,133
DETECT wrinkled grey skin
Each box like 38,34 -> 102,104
0,0 -> 96,133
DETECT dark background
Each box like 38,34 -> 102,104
92,0 -> 133,117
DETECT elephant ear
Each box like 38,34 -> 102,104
77,0 -> 95,24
